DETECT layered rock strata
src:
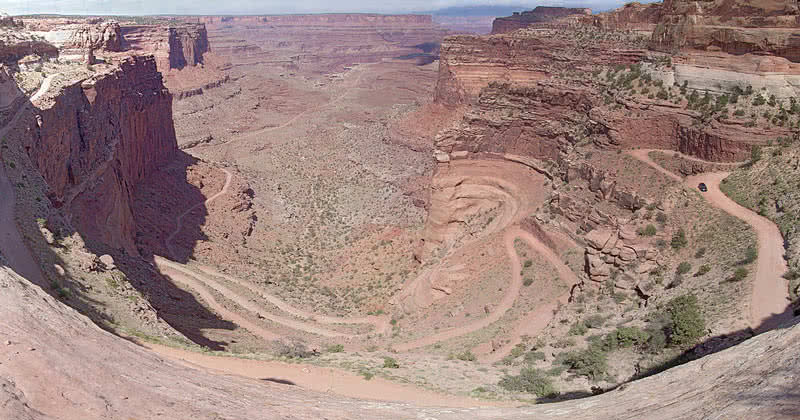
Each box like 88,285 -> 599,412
491,7 -> 592,34
22,55 -> 177,253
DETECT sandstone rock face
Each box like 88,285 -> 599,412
168,24 -> 209,69
63,20 -> 123,52
587,2 -> 662,33
435,31 -> 645,105
491,7 -> 592,34
651,0 -> 800,60
121,23 -> 210,72
22,56 -> 177,253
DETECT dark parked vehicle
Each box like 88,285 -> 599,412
698,183 -> 708,192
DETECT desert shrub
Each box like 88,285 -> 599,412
638,224 -> 657,236
753,95 -> 766,106
523,277 -> 534,287
731,267 -> 748,282
524,351 -> 546,363
655,212 -> 667,224
274,340 -> 316,359
327,344 -> 344,353
741,245 -> 758,264
560,346 -> 608,380
750,145 -> 763,162
450,350 -> 477,362
676,261 -> 692,275
498,367 -> 558,397
552,337 -> 576,348
694,247 -> 707,258
696,265 -> 711,276
664,295 -> 706,347
569,321 -> 588,336
603,326 -> 650,351
584,314 -> 606,329
383,357 -> 400,369
670,229 -> 688,250
734,109 -> 745,116
523,259 -> 533,268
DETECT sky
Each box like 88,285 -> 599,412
3,0 -> 650,16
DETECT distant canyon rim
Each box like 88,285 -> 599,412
0,2 -> 799,419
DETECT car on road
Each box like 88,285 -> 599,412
698,182 -> 708,192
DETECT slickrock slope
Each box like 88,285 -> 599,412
491,7 -> 592,34
20,56 -> 177,253
0,262 -> 798,419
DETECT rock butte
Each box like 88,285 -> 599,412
0,2 -> 798,419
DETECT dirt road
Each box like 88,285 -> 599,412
628,149 -> 791,332
395,227 -> 577,353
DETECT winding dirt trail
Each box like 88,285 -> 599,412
627,149 -> 791,332
29,74 -> 57,103
394,227 -> 578,353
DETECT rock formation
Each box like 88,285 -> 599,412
167,24 -> 209,69
491,7 -> 592,34
651,0 -> 800,59
21,55 -> 177,253
63,20 -> 123,52
587,2 -> 662,33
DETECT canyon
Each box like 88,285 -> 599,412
0,2 -> 799,419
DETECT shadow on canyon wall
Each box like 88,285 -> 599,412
0,83 -> 236,351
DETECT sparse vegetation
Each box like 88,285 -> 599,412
498,367 -> 558,397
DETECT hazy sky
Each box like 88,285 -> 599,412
3,0 -> 647,16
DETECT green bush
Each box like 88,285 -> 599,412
695,247 -> 707,258
523,277 -> 534,287
560,346 -> 608,380
671,229 -> 688,250
696,265 -> 711,276
450,350 -> 477,362
676,261 -> 692,275
524,351 -> 546,363
750,146 -> 762,162
498,367 -> 559,397
584,314 -> 606,329
742,246 -> 758,264
326,344 -> 344,353
523,259 -> 533,268
603,326 -> 650,350
665,295 -> 706,347
383,357 -> 400,369
569,321 -> 588,336
731,267 -> 748,282
638,224 -> 657,236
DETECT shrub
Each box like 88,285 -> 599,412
524,351 -> 546,363
552,337 -> 576,348
523,259 -> 533,268
731,267 -> 748,282
383,357 -> 400,369
584,314 -> 606,329
696,265 -> 711,276
274,340 -> 316,359
655,212 -> 667,224
569,321 -> 588,336
560,346 -> 608,380
603,326 -> 650,350
676,261 -> 692,275
326,344 -> 344,353
694,247 -> 707,258
450,350 -> 477,362
665,295 -> 706,347
523,277 -> 534,287
741,246 -> 758,265
750,145 -> 762,162
671,229 -> 688,250
498,367 -> 559,397
638,224 -> 657,236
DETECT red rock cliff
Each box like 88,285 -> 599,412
651,0 -> 800,60
23,55 -> 177,253
168,24 -> 210,69
491,7 -> 592,34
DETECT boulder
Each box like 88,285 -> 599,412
586,228 -> 613,250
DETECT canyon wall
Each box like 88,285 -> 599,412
587,2 -> 662,33
435,31 -> 645,105
196,14 -> 433,26
651,0 -> 800,60
23,55 -> 177,253
491,7 -> 592,34
121,23 -> 210,72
